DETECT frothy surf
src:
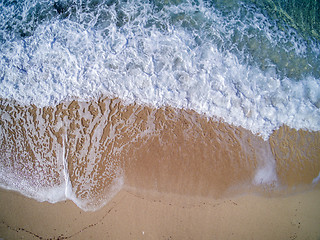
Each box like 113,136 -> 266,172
1,0 -> 319,139
1,97 -> 319,211
0,0 -> 320,211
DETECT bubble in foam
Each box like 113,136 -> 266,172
0,99 -> 126,211
312,172 -> 320,185
0,0 -> 319,139
253,164 -> 278,186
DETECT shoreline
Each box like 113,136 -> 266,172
1,187 -> 320,239
0,96 -> 320,238
1,96 -> 320,210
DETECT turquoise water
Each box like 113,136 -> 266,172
0,0 -> 319,137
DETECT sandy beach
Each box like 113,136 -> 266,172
1,97 -> 320,239
1,0 -> 320,239
1,187 -> 320,240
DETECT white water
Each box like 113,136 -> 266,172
0,0 -> 319,210
1,1 -> 319,139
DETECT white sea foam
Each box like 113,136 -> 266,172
1,1 -> 319,140
0,169 -> 67,203
250,136 -> 278,186
312,172 -> 320,185
0,165 -> 123,211
68,174 -> 124,212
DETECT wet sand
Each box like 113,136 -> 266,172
1,96 -> 320,239
1,97 -> 319,205
1,187 -> 320,240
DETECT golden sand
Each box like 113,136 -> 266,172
1,188 -> 320,239
1,97 -> 320,207
270,125 -> 320,188
1,96 -> 320,239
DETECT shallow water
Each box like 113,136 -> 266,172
0,0 -> 319,138
0,97 -> 319,211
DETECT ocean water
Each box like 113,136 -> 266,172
0,0 -> 320,211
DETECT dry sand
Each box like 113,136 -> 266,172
1,97 -> 320,239
1,187 -> 320,240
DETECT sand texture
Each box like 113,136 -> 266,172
1,188 -> 320,240
1,96 -> 320,239
1,97 -> 320,203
